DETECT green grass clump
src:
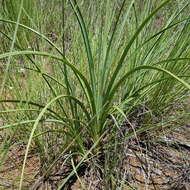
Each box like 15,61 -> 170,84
1,0 -> 38,49
0,0 -> 190,189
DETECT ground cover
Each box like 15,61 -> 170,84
0,0 -> 190,189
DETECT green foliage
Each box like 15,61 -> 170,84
2,0 -> 37,49
0,0 -> 190,189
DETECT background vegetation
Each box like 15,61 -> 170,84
0,0 -> 189,189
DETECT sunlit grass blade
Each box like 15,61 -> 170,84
108,65 -> 190,102
19,94 -> 71,189
0,30 -> 68,89
0,119 -> 72,130
0,99 -> 62,120
0,19 -> 63,55
0,0 -> 24,97
69,0 -> 95,93
0,50 -> 94,110
105,0 -> 172,98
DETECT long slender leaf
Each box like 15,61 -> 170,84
105,0 -> 172,98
